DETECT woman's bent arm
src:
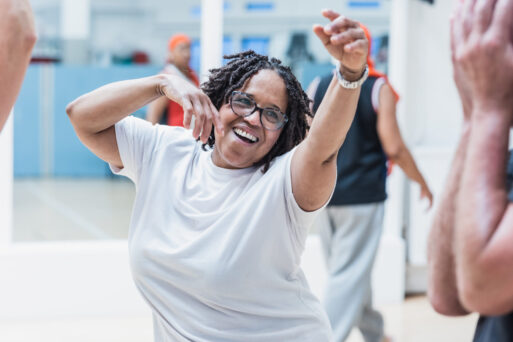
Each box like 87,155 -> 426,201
67,73 -> 221,169
66,75 -> 165,168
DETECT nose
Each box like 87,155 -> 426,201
243,109 -> 262,127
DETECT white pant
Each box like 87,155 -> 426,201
319,202 -> 385,342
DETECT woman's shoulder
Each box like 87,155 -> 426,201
154,123 -> 199,151
119,116 -> 198,153
265,148 -> 297,174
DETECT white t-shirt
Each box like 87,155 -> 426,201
111,116 -> 332,342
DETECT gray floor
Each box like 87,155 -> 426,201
13,178 -> 135,241
0,295 -> 478,342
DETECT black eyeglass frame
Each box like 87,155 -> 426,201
229,91 -> 289,131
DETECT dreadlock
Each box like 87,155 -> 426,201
201,50 -> 313,173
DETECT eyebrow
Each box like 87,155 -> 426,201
242,91 -> 284,112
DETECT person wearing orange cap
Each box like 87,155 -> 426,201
307,24 -> 432,342
146,33 -> 199,126
0,0 -> 37,133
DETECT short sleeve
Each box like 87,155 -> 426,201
282,148 -> 333,231
371,77 -> 386,112
109,116 -> 160,183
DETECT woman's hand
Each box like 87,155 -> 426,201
158,74 -> 224,143
313,9 -> 368,80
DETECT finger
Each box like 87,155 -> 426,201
330,27 -> 366,46
344,39 -> 368,55
182,97 -> 194,130
452,0 -> 465,51
321,9 -> 341,22
200,101 -> 213,143
208,101 -> 224,136
450,15 -> 458,63
462,0 -> 478,38
474,0 -> 499,33
191,98 -> 204,139
490,0 -> 513,38
324,16 -> 359,35
313,24 -> 331,46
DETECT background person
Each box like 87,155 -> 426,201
66,10 -> 369,341
308,24 -> 433,342
427,0 -> 513,341
146,33 -> 199,126
0,0 -> 37,132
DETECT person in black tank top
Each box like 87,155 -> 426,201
427,1 -> 513,340
308,25 -> 433,341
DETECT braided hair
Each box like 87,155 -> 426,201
201,50 -> 313,173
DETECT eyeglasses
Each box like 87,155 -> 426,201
229,91 -> 288,131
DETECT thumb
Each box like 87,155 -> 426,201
313,24 -> 330,46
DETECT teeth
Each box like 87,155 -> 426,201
234,128 -> 257,142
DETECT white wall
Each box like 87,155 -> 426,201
31,0 -> 391,65
387,0 -> 462,290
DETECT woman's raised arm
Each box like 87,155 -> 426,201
291,10 -> 368,211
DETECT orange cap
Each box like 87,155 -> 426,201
168,33 -> 191,51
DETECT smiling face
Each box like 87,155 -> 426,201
211,69 -> 288,169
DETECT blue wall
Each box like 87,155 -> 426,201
14,65 -> 160,178
14,67 -> 41,177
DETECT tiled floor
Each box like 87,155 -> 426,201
13,178 -> 135,241
7,179 -> 479,341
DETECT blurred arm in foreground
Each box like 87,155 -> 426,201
0,0 -> 37,132
428,0 -> 513,328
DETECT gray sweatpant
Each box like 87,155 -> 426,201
319,202 -> 385,342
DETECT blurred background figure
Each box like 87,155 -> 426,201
146,34 -> 199,126
0,0 -> 36,132
307,24 -> 433,342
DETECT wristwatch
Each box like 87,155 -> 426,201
335,62 -> 369,89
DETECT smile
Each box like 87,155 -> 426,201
233,127 -> 259,143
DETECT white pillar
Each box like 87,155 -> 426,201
0,114 -> 13,247
384,0 -> 410,238
388,0 -> 410,101
60,0 -> 91,64
200,0 -> 223,83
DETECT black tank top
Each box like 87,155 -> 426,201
313,73 -> 387,205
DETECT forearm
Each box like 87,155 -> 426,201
428,124 -> 470,315
0,0 -> 36,130
0,0 -> 36,50
392,146 -> 429,188
455,110 -> 511,305
67,74 -> 165,134
305,73 -> 361,163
